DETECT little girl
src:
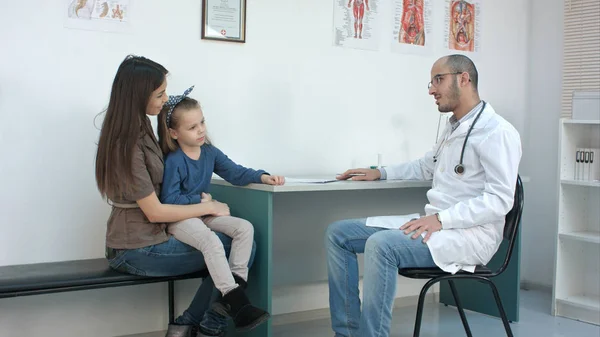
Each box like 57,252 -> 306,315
157,86 -> 284,334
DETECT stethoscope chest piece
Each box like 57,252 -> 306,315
435,101 -> 486,176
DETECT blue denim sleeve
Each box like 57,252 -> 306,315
160,154 -> 201,205
212,146 -> 267,185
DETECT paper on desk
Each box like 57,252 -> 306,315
366,213 -> 421,229
284,177 -> 339,184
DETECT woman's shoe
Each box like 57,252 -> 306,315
165,323 -> 196,337
196,326 -> 225,337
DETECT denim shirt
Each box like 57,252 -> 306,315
160,145 -> 267,205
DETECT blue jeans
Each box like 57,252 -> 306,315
325,218 -> 436,337
107,234 -> 256,334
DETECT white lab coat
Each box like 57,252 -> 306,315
385,103 -> 522,273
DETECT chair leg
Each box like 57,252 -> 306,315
168,280 -> 175,324
483,279 -> 514,337
413,279 -> 438,337
448,280 -> 473,337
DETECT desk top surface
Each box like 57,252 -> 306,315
210,177 -> 432,193
210,175 -> 530,193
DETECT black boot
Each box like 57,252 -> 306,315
233,273 -> 247,290
211,286 -> 270,332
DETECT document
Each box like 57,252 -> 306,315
284,177 -> 340,184
366,213 -> 421,229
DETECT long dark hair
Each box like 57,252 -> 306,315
157,97 -> 211,155
95,55 -> 168,199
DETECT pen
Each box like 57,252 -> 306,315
336,173 -> 367,176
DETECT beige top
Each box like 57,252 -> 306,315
105,128 -> 169,249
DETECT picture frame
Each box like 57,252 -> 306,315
201,0 -> 247,43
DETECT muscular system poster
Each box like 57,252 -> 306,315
391,0 -> 433,55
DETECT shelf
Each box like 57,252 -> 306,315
554,116 -> 600,326
561,179 -> 600,187
556,295 -> 600,324
556,295 -> 600,311
562,119 -> 600,125
559,231 -> 600,244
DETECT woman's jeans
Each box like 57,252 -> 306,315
107,234 -> 256,333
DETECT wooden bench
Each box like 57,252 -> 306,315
0,258 -> 208,323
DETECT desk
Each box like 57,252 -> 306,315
209,178 -> 521,336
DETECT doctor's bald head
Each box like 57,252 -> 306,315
443,54 -> 478,91
429,54 -> 481,115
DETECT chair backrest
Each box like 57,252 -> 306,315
494,174 -> 524,276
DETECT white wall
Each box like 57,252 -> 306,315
0,0 -> 529,336
520,0 -> 564,290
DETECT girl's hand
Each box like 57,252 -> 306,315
201,192 -> 212,203
261,174 -> 285,185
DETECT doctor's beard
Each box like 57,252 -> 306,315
438,78 -> 461,113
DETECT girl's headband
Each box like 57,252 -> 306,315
164,85 -> 195,128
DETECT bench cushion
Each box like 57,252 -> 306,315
0,258 -> 208,298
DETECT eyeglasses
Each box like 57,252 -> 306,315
428,72 -> 463,89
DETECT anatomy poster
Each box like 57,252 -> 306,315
333,0 -> 384,51
65,0 -> 131,33
391,0 -> 433,55
444,0 -> 481,54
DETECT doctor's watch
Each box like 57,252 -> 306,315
435,213 -> 443,229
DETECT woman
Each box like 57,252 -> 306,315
94,54 -> 252,337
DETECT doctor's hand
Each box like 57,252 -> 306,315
261,174 -> 285,185
400,215 -> 442,243
336,168 -> 381,181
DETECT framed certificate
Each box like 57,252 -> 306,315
201,0 -> 247,43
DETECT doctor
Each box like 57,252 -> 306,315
326,54 -> 522,337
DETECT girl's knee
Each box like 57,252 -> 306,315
236,219 -> 254,238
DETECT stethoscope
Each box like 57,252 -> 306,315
433,101 -> 486,175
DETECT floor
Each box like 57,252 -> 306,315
122,289 -> 600,337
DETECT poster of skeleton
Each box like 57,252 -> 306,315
391,0 -> 433,55
444,0 -> 481,54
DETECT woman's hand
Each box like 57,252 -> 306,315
261,174 -> 285,185
210,200 -> 230,216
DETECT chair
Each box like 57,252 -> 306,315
398,175 -> 524,337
